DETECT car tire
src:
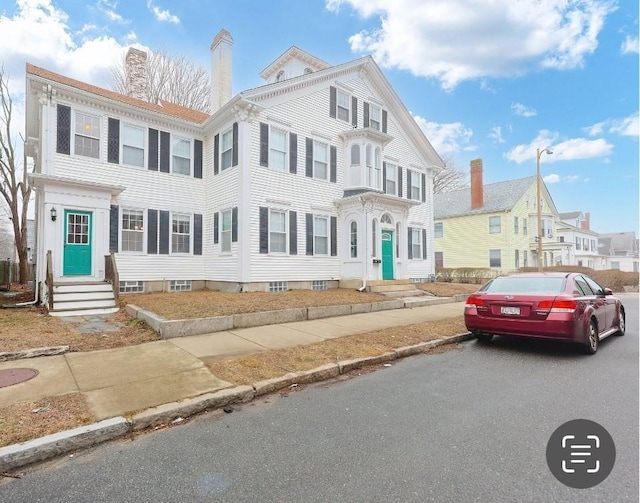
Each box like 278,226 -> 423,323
476,333 -> 493,343
615,309 -> 625,336
583,319 -> 599,355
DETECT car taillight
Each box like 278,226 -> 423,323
538,299 -> 577,313
465,296 -> 485,308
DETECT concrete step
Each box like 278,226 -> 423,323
53,291 -> 115,302
49,306 -> 120,317
379,289 -> 427,298
53,282 -> 113,294
53,298 -> 117,310
370,283 -> 417,293
367,279 -> 412,287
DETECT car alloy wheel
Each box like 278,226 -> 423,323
584,320 -> 599,355
616,310 -> 625,336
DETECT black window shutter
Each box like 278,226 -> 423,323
232,122 -> 238,167
289,133 -> 297,174
107,118 -> 120,164
259,207 -> 268,254
408,227 -> 413,259
194,213 -> 203,255
306,213 -> 314,255
148,129 -> 158,171
421,172 -> 426,203
330,216 -> 337,257
232,207 -> 238,242
305,138 -> 313,178
351,97 -> 358,127
194,140 -> 203,179
213,212 -> 219,244
363,102 -> 370,128
147,209 -> 158,254
407,169 -> 412,199
159,210 -> 170,254
109,205 -> 119,253
259,122 -> 269,167
214,134 -> 219,175
159,131 -> 170,173
329,86 -> 336,118
398,167 -> 403,198
289,210 -> 297,255
382,110 -> 388,133
56,104 -> 71,155
330,146 -> 337,183
382,162 -> 387,193
422,228 -> 427,259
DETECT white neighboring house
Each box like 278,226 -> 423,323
598,232 -> 639,272
556,212 -> 599,268
25,30 -> 443,315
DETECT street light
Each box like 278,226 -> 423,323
536,147 -> 553,271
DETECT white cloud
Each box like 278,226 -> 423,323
146,1 -> 180,24
584,112 -> 639,137
489,126 -> 505,143
97,0 -> 128,24
544,174 -> 583,184
621,35 -> 639,54
543,174 -> 560,183
326,0 -> 617,90
413,115 -> 474,155
505,130 -> 614,163
511,102 -> 537,117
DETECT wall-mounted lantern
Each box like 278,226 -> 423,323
50,207 -> 57,222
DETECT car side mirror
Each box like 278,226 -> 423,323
603,287 -> 613,296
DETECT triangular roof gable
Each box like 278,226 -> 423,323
244,55 -> 443,170
259,46 -> 331,80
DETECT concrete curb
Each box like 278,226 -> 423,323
0,332 -> 471,472
131,298 -> 460,339
0,346 -> 70,362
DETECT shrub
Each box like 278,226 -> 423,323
436,268 -> 455,283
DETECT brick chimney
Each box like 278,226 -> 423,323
581,212 -> 590,230
470,159 -> 484,210
210,29 -> 233,114
125,47 -> 148,101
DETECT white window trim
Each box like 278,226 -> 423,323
434,222 -> 443,239
410,170 -> 421,201
411,228 -> 422,260
73,110 -> 101,159
269,126 -> 288,172
489,216 -> 501,234
171,212 -> 191,254
489,249 -> 502,268
269,209 -> 288,255
369,103 -> 382,130
221,208 -> 233,254
385,163 -> 397,196
120,207 -> 145,254
313,215 -> 329,256
220,127 -> 234,171
313,140 -> 329,180
336,88 -> 351,123
172,135 -> 192,176
121,123 -> 146,168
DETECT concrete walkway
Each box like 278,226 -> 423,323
0,301 -> 464,420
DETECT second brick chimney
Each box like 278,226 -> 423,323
581,212 -> 591,230
210,29 -> 233,114
470,159 -> 484,210
125,47 -> 148,102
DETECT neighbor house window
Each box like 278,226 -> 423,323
313,140 -> 328,179
489,216 -> 501,234
611,261 -> 620,270
122,124 -> 144,167
172,137 -> 191,175
270,127 -> 287,171
369,104 -> 381,130
221,209 -> 232,253
74,111 -> 100,158
434,222 -> 443,238
410,170 -> 421,200
523,218 -> 528,236
221,128 -> 233,170
314,216 -> 329,255
337,89 -> 350,122
269,210 -> 287,253
523,250 -> 528,267
515,249 -> 519,268
121,209 -> 144,252
411,228 -> 421,259
576,237 -> 581,250
385,163 -> 396,195
350,221 -> 358,258
172,214 -> 190,253
490,249 -> 501,267
435,251 -> 443,268
514,216 -> 519,234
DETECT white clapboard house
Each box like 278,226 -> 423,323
25,30 -> 443,315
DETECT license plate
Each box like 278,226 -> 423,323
501,306 -> 520,315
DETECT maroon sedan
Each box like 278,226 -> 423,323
464,272 -> 625,354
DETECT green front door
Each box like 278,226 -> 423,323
63,210 -> 92,276
382,230 -> 394,280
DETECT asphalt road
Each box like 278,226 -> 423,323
1,294 -> 638,502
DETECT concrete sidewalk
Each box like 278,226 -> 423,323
0,301 -> 464,421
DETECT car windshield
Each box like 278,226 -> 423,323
482,276 -> 566,294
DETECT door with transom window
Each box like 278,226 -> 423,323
63,210 -> 92,275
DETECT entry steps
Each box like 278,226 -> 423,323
367,279 -> 428,299
50,281 -> 119,317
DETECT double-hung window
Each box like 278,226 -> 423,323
270,127 -> 287,171
434,222 -> 443,238
269,210 -> 287,253
74,112 -> 100,158
514,216 -> 519,234
121,209 -> 144,252
221,209 -> 232,253
337,89 -> 350,122
411,228 -> 422,259
122,124 -> 144,167
313,141 -> 328,180
489,216 -> 501,234
221,128 -> 233,171
385,163 -> 397,195
369,104 -> 381,130
314,216 -> 329,255
410,171 -> 421,200
490,249 -> 501,267
523,218 -> 528,236
172,214 -> 191,253
172,137 -> 191,175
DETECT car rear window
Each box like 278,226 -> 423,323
481,276 -> 566,294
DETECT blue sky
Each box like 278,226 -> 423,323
1,0 -> 638,233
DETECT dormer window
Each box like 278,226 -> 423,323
276,70 -> 285,82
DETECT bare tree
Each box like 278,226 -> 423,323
109,48 -> 211,113
0,66 -> 32,283
433,155 -> 468,194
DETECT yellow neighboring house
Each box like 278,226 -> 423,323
434,159 -> 569,273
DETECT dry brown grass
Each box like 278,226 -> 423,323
0,393 -> 95,448
122,289 -> 390,319
205,316 -> 467,385
417,282 -> 481,297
